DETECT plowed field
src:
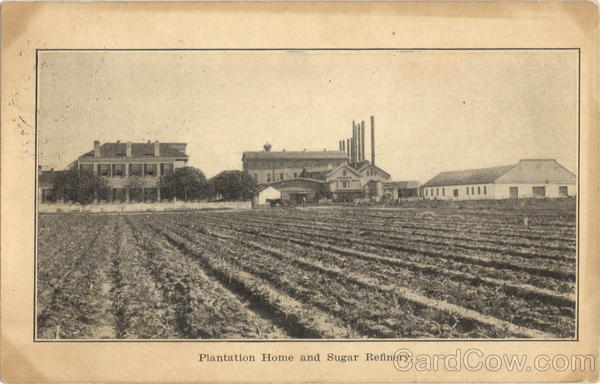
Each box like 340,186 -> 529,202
36,203 -> 576,339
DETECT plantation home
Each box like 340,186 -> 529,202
39,140 -> 189,203
78,140 -> 189,202
421,159 -> 576,200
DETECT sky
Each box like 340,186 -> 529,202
37,49 -> 579,181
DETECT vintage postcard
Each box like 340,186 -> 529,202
1,1 -> 598,383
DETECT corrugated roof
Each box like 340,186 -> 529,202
243,150 -> 348,160
422,164 -> 515,187
79,142 -> 188,159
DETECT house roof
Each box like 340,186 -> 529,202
422,159 -> 576,187
422,164 -> 516,187
242,150 -> 348,161
79,142 -> 188,159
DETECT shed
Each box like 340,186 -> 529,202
254,185 -> 281,206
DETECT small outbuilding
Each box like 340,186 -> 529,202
253,185 -> 282,206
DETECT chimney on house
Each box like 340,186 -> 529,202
94,140 -> 100,157
154,140 -> 160,157
361,121 -> 365,162
370,115 -> 375,166
126,141 -> 132,157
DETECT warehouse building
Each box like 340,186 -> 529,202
422,159 -> 576,200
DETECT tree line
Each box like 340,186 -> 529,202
50,167 -> 257,205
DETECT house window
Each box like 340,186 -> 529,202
442,188 -> 445,196
342,181 -> 348,188
294,173 -> 297,178
343,170 -> 347,176
484,186 -> 487,195
466,187 -> 469,195
267,174 -> 271,182
112,164 -> 125,177
144,164 -> 157,177
559,186 -> 568,197
129,163 -> 142,176
280,173 -> 284,181
453,189 -> 458,197
98,164 -> 110,176
425,189 -> 428,197
160,163 -> 173,176
477,186 -> 481,195
436,188 -> 439,196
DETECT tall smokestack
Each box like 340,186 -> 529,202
370,115 -> 375,166
361,121 -> 365,162
352,122 -> 358,164
346,138 -> 350,159
356,122 -> 361,162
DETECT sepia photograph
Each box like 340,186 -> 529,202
34,48 -> 579,341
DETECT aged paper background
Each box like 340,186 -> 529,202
1,1 -> 598,382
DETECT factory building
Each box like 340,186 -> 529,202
242,150 -> 349,185
245,115 -> 422,204
422,159 -> 576,200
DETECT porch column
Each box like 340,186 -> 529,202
125,188 -> 130,202
156,188 -> 161,202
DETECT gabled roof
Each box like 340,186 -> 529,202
495,159 -> 576,184
79,142 -> 188,159
357,162 -> 392,178
422,164 -> 516,187
326,162 -> 363,179
242,150 -> 348,161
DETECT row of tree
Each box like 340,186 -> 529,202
51,167 -> 257,205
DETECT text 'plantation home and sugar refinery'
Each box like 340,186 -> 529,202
38,115 -> 576,205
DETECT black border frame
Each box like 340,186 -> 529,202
33,47 -> 581,343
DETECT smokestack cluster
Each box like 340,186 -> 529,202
338,116 -> 375,166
